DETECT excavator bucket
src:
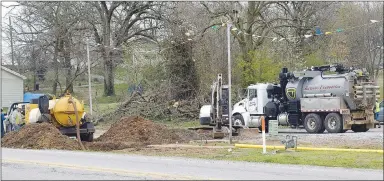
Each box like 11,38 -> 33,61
212,130 -> 225,139
212,123 -> 225,139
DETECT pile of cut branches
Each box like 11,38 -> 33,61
98,85 -> 201,123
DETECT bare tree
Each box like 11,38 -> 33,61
86,1 -> 163,96
275,1 -> 333,66
8,2 -> 98,95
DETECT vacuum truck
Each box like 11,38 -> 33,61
200,64 -> 379,134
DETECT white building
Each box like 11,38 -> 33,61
1,65 -> 26,108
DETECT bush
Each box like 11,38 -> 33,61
235,50 -> 282,87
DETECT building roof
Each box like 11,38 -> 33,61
1,65 -> 27,80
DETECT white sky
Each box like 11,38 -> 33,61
2,1 -> 19,64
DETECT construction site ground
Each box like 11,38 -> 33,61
94,123 -> 384,149
2,116 -> 383,170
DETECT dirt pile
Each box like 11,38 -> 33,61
2,116 -> 201,152
96,116 -> 200,146
1,123 -> 81,150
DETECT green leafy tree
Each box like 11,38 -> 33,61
303,52 -> 325,68
235,50 -> 282,87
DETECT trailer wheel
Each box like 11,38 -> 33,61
351,125 -> 369,132
324,113 -> 343,133
304,113 -> 323,133
80,133 -> 94,142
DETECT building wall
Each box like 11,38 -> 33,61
1,70 -> 24,108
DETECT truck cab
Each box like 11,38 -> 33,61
232,83 -> 273,128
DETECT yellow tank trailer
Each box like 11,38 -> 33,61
27,93 -> 95,142
52,95 -> 85,127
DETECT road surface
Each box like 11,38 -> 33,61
1,148 -> 383,180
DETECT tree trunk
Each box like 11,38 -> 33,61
375,50 -> 382,80
103,51 -> 115,96
102,17 -> 115,96
52,38 -> 59,95
293,17 -> 305,67
63,37 -> 73,93
32,48 -> 37,91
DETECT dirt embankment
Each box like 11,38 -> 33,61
2,116 -> 201,151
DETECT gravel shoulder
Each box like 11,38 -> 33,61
232,127 -> 384,149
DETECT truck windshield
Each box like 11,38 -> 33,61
248,89 -> 257,99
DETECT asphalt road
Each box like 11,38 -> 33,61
2,148 -> 383,180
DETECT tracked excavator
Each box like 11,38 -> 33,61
199,74 -> 239,139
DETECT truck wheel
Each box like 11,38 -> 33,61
317,127 -> 325,133
233,114 -> 245,127
351,125 -> 369,132
304,113 -> 323,133
80,133 -> 94,142
324,113 -> 343,133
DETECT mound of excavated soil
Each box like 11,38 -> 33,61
96,116 -> 200,146
1,123 -> 81,150
1,116 -> 202,152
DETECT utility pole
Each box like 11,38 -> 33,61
86,38 -> 93,115
227,23 -> 233,144
9,17 -> 15,70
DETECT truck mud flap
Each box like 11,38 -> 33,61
343,96 -> 356,110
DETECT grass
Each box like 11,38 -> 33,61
116,147 -> 383,170
89,83 -> 129,104
225,149 -> 383,169
84,102 -> 120,116
160,119 -> 201,129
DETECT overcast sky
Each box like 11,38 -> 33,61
2,1 -> 19,64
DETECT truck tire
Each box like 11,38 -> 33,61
80,133 -> 94,142
324,113 -> 343,133
233,114 -> 245,127
318,127 -> 326,133
351,125 -> 369,132
304,113 -> 323,133
316,115 -> 326,133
